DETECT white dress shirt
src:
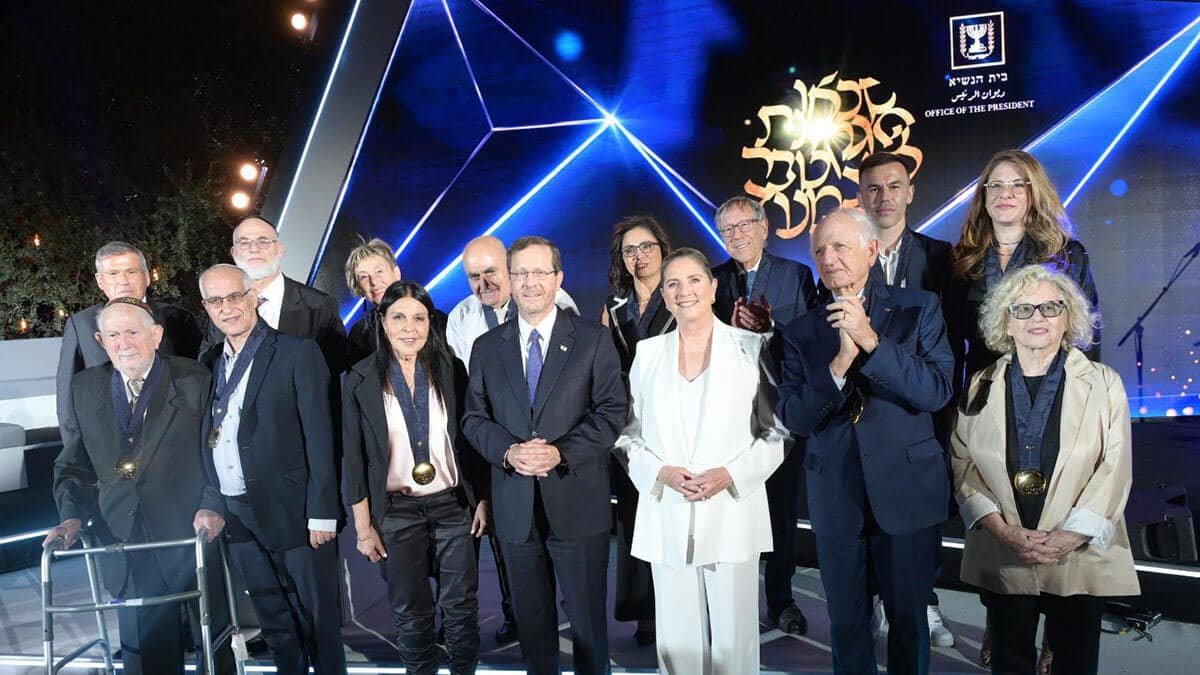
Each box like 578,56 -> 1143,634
445,288 -> 578,370
255,273 -> 286,329
212,337 -> 335,532
877,235 -> 904,287
517,307 -> 559,375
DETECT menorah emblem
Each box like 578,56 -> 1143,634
960,21 -> 994,60
950,12 -> 1005,70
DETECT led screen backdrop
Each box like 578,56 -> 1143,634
310,0 -> 1200,418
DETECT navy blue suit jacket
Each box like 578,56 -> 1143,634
713,251 -> 817,329
777,282 -> 954,536
462,311 -> 627,543
199,325 -> 340,551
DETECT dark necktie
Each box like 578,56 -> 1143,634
526,329 -> 543,408
483,305 -> 499,330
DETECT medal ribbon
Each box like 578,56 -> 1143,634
211,322 -> 268,432
1009,349 -> 1067,474
111,354 -> 163,454
388,358 -> 432,467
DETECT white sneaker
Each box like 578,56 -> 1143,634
871,596 -> 889,639
927,605 -> 955,647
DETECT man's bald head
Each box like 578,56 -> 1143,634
462,236 -> 511,308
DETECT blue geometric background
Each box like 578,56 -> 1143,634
308,0 -> 1200,417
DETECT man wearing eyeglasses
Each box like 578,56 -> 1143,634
463,236 -> 626,675
711,196 -> 818,636
207,217 -> 347,375
196,264 -> 345,675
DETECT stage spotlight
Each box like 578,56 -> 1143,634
239,162 -> 260,182
230,191 -> 251,210
804,116 -> 838,144
290,12 -> 310,32
555,30 -> 583,62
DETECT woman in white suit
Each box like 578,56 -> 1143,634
616,247 -> 788,674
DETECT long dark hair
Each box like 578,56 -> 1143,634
373,280 -> 453,397
607,215 -> 671,298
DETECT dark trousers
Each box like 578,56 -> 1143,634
114,547 -> 235,675
501,487 -> 610,675
816,515 -> 940,674
611,460 -> 654,622
985,591 -> 1103,675
379,489 -> 479,675
482,502 -> 517,626
764,445 -> 801,616
223,496 -> 345,675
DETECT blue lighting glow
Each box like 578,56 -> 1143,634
554,30 -> 583,62
1110,179 -> 1129,197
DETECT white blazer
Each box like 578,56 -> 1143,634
615,319 -> 788,568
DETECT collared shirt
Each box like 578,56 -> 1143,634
256,273 -> 286,329
383,388 -> 458,495
518,306 -> 559,376
877,234 -> 905,287
445,289 -> 578,370
212,337 -> 335,532
117,360 -> 155,406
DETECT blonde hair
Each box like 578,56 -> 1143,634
344,238 -> 398,296
952,149 -> 1072,280
978,265 -> 1098,354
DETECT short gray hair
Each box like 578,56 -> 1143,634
198,263 -> 253,295
94,241 -> 149,273
812,207 -> 878,247
714,196 -> 766,228
978,265 -> 1098,354
96,301 -> 156,332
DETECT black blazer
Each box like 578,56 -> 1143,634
341,353 -> 487,529
57,299 -> 202,426
53,356 -> 212,592
603,293 -> 675,374
868,228 -> 953,298
201,276 -> 349,375
777,281 -> 955,536
713,251 -> 818,366
462,311 -> 627,543
199,325 -> 340,552
944,239 -> 1100,396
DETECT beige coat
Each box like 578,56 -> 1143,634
951,348 -> 1140,597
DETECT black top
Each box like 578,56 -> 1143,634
1004,372 -> 1065,529
603,292 -> 675,375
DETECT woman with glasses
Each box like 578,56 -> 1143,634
341,280 -> 489,674
945,149 -> 1101,670
600,215 -> 674,645
951,265 -> 1137,674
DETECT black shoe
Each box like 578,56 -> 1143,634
495,620 -> 518,643
634,619 -> 656,646
773,604 -> 808,636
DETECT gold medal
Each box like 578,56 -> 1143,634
208,428 -> 220,449
412,461 -> 437,486
115,457 -> 138,480
1013,469 -> 1048,496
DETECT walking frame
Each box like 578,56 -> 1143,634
40,526 -> 246,674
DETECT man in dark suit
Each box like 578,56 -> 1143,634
46,298 -> 231,674
57,241 -> 203,426
857,152 -> 953,297
710,196 -> 817,636
777,208 -> 954,674
200,217 -> 347,375
195,264 -> 344,675
462,236 -> 627,675
858,151 -> 958,647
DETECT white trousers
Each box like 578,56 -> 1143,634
650,559 -> 760,675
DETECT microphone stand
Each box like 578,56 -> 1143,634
1118,239 -> 1200,403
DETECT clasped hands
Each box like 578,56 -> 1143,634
658,465 -> 732,502
731,296 -> 771,333
506,438 -> 563,477
827,295 -> 879,377
979,513 -> 1088,565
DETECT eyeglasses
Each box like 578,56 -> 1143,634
201,289 -> 253,309
509,269 -> 558,282
1008,300 -> 1066,320
717,218 -> 760,239
234,237 -> 279,250
621,241 -> 660,259
983,179 -> 1031,195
